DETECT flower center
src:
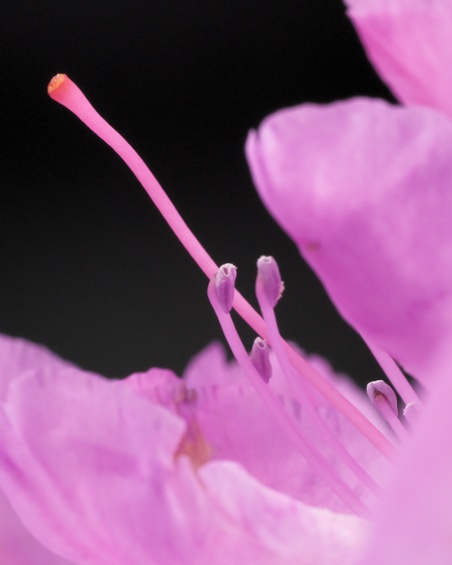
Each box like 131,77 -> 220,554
173,389 -> 212,470
129,369 -> 212,469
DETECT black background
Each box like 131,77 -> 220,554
1,0 -> 392,382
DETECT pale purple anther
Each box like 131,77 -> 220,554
250,337 -> 272,383
213,264 -> 237,313
256,256 -> 284,308
368,380 -> 409,443
366,380 -> 398,416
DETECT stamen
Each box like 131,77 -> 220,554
366,341 -> 420,405
208,266 -> 371,517
213,263 -> 237,313
367,381 -> 409,442
251,337 -> 272,383
256,257 -> 381,496
47,74 -> 394,460
256,256 -> 284,307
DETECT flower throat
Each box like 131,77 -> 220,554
47,73 -> 417,516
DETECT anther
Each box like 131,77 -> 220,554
251,337 -> 272,383
367,381 -> 398,415
213,264 -> 237,313
256,256 -> 284,307
367,380 -> 409,442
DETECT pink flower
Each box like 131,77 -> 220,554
1,0 -> 450,562
246,0 -> 452,562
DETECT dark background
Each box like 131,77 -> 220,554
0,0 -> 392,382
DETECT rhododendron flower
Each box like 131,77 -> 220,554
1,0 -> 450,563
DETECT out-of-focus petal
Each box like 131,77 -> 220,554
0,362 -> 368,565
0,489 -> 75,564
0,365 -> 190,565
200,461 -> 368,565
246,98 -> 452,383
345,0 -> 452,118
0,334 -> 73,398
360,370 -> 452,564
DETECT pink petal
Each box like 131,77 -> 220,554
345,0 -> 452,117
0,489 -> 74,564
0,335 -> 87,562
0,359 -> 368,564
200,461 -> 368,565
0,365 -> 191,564
0,334 -> 73,398
360,370 -> 452,564
246,99 -> 452,383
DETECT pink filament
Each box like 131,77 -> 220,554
47,73 -> 394,460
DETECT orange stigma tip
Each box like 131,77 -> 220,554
47,73 -> 67,94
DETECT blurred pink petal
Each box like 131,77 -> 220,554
0,336 -> 369,565
345,0 -> 452,117
0,334 -> 73,398
0,489 -> 74,564
199,461 -> 368,565
246,98 -> 452,383
0,336 -> 79,562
